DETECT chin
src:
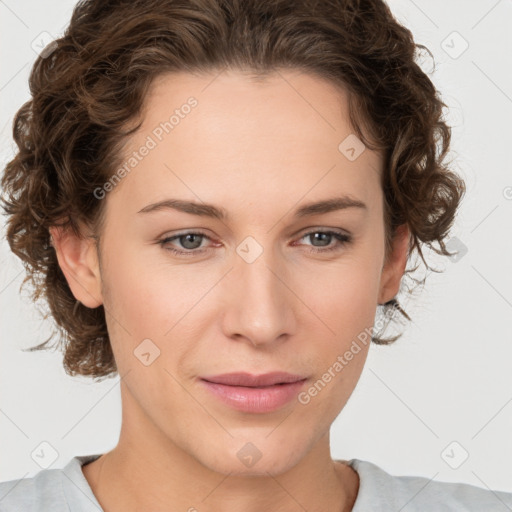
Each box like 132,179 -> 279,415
192,434 -> 308,477
209,454 -> 300,477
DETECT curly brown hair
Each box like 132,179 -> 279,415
1,0 -> 466,381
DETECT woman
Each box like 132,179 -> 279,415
1,0 -> 511,510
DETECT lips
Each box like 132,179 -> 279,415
200,372 -> 308,413
201,371 -> 307,387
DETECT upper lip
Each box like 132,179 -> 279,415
201,372 -> 307,387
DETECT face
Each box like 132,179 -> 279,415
52,69 -> 409,476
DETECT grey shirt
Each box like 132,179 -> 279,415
1,454 -> 511,511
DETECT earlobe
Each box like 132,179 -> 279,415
377,224 -> 411,305
49,224 -> 103,309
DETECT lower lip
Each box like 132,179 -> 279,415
200,379 -> 307,413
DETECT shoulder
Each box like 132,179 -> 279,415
0,454 -> 103,512
346,458 -> 512,511
0,466 -> 65,511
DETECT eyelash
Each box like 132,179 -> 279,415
158,229 -> 352,257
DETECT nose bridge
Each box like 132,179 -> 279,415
222,237 -> 295,345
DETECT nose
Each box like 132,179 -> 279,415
220,246 -> 297,347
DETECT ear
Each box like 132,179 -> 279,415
377,223 -> 410,305
49,223 -> 103,308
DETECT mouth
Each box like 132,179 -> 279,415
200,372 -> 308,413
201,371 -> 307,387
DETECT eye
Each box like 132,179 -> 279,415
158,231 -> 212,257
158,228 -> 353,257
295,229 -> 352,254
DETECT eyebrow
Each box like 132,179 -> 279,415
137,195 -> 367,220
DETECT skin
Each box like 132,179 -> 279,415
50,69 -> 410,512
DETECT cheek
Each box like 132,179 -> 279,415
100,250 -> 214,374
299,258 -> 381,334
98,250 -> 170,373
305,286 -> 373,414
295,257 -> 379,393
101,242 -> 180,330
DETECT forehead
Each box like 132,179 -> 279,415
109,69 -> 382,217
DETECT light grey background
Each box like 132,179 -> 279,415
1,0 -> 511,494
